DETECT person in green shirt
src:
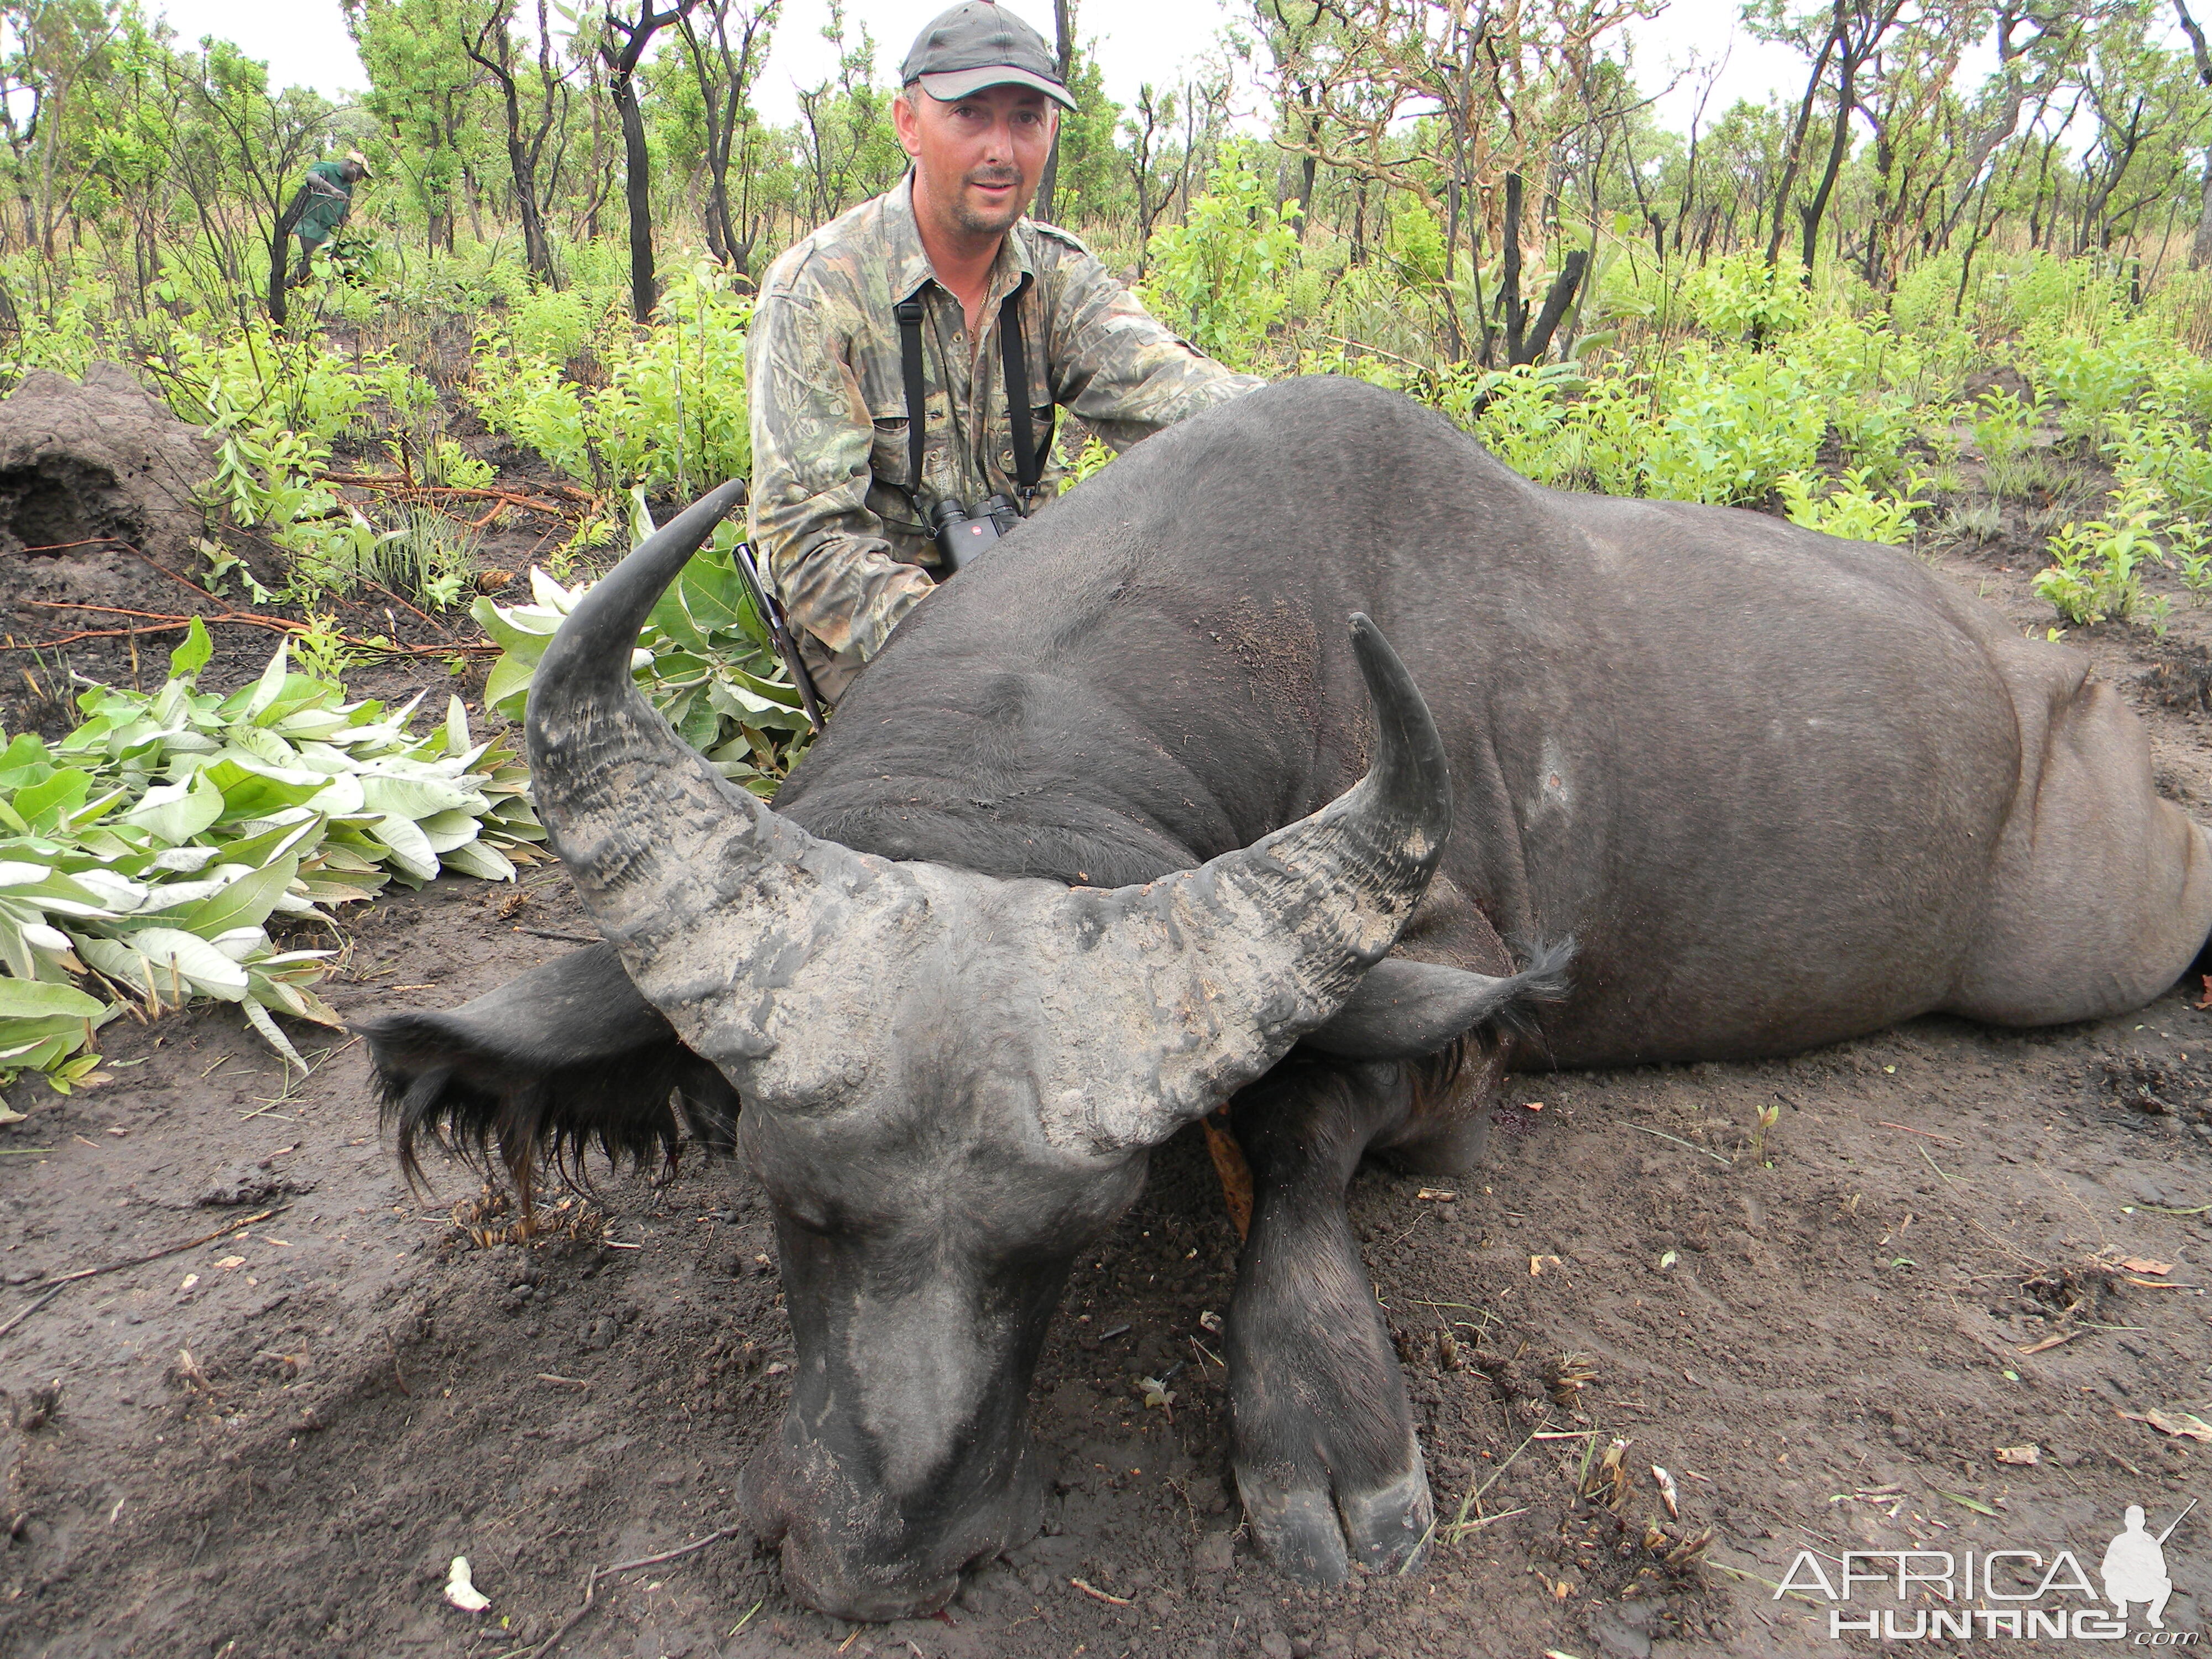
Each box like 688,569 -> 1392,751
284,150 -> 373,288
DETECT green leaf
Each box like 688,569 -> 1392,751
114,926 -> 252,1001
674,687 -> 721,750
440,838 -> 515,881
0,1030 -> 88,1072
169,617 -> 213,680
180,855 -> 299,936
415,811 -> 483,854
241,997 -> 309,1070
484,653 -> 536,721
242,639 -> 293,720
11,873 -> 134,920
678,551 -> 752,633
708,678 -> 793,718
14,769 -> 92,830
197,756 -> 328,820
648,570 -> 710,652
470,596 -> 563,659
305,773 -> 367,815
214,816 -> 325,872
358,774 -> 479,820
0,977 -> 108,1020
725,664 -> 801,707
229,726 -> 301,768
120,770 -> 226,844
0,733 -> 53,789
241,674 -> 338,729
370,813 -> 441,883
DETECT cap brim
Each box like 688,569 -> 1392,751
916,65 -> 1077,111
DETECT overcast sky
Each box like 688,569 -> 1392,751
149,0 -> 1826,136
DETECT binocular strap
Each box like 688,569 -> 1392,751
895,276 -> 1057,509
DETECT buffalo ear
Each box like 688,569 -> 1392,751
1299,946 -> 1573,1060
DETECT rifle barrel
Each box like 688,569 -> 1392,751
2154,1497 -> 2196,1546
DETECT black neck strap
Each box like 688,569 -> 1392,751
999,275 -> 1055,494
895,277 -> 1057,502
895,290 -> 929,493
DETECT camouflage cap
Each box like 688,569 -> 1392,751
900,2 -> 1077,111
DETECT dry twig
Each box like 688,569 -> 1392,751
0,1206 -> 287,1343
517,1526 -> 742,1657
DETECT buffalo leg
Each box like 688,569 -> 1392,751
1224,1057 -> 1431,1583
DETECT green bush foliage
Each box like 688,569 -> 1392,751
470,260 -> 751,494
474,498 -> 811,799
1142,146 -> 1303,373
0,622 -> 542,1088
2032,484 -> 2176,627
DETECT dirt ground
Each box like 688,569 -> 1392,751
3,459 -> 2211,1659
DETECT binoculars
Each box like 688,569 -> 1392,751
931,494 -> 1023,574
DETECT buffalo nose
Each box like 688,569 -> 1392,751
739,1421 -> 1044,1620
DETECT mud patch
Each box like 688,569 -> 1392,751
2142,638 -> 2212,716
0,362 -> 213,565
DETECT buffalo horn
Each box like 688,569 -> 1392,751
525,482 -> 911,1071
1032,615 -> 1455,1151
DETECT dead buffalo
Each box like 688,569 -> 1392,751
364,376 -> 2210,1620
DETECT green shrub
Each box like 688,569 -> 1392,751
1142,144 -> 1302,372
471,259 -> 749,493
1777,468 -> 1932,545
1637,344 -> 1825,504
2107,416 -> 2212,517
1684,253 -> 1811,342
155,321 -> 426,442
0,623 -> 541,1086
1470,362 -> 1588,486
1970,386 -> 2045,465
2032,485 -> 2171,626
2023,317 -> 2156,445
474,498 -> 810,797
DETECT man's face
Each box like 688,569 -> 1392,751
894,82 -> 1057,244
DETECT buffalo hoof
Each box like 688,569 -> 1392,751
1235,1441 -> 1432,1584
1339,1460 -> 1433,1572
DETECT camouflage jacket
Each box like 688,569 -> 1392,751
747,174 -> 1265,660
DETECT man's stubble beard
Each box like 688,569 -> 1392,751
948,170 -> 1029,239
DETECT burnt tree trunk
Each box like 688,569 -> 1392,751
267,191 -> 302,327
469,12 -> 559,286
1764,2 -> 1845,270
1797,48 -> 1859,278
1035,0 -> 1077,223
602,0 -> 694,324
680,3 -> 772,278
2177,0 -> 2212,266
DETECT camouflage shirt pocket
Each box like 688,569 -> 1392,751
869,389 -> 951,491
987,401 -> 1064,494
868,393 -> 937,541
